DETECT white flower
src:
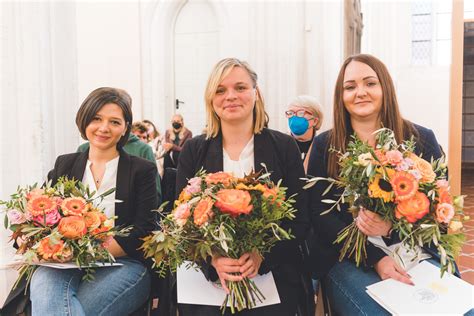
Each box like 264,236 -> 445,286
357,153 -> 374,167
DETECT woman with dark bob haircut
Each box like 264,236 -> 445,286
307,54 -> 468,315
176,58 -> 310,315
29,87 -> 159,315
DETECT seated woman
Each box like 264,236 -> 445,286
29,87 -> 159,315
307,54 -> 470,315
176,58 -> 310,316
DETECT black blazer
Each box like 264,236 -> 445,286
47,149 -> 159,262
177,128 -> 310,278
307,124 -> 443,278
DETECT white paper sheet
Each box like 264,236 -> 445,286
34,262 -> 123,269
366,261 -> 474,315
176,262 -> 281,308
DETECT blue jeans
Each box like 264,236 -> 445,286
325,258 -> 474,316
30,257 -> 150,316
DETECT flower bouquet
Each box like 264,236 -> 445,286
141,168 -> 296,313
1,176 -> 130,289
305,128 -> 466,275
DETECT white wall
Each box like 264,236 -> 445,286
76,2 -> 143,119
361,0 -> 451,151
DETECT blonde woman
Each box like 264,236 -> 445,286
176,58 -> 310,315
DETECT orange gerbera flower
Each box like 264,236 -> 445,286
390,171 -> 418,201
27,195 -> 57,216
61,197 -> 88,216
37,237 -> 65,260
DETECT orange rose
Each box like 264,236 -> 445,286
410,154 -> 436,183
58,216 -> 87,239
395,191 -> 430,223
215,189 -> 253,217
193,198 -> 214,226
435,203 -> 454,224
205,172 -> 234,186
84,211 -> 102,230
37,238 -> 64,260
61,197 -> 88,216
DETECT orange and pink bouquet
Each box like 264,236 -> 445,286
305,128 -> 466,275
1,177 -> 130,287
141,168 -> 296,313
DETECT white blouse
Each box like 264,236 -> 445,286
82,156 -> 119,221
223,136 -> 255,177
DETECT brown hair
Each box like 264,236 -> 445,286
204,58 -> 269,138
76,87 -> 132,149
328,54 -> 417,178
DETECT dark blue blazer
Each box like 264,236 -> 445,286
47,149 -> 159,262
307,124 -> 445,278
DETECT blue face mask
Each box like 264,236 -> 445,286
288,116 -> 309,136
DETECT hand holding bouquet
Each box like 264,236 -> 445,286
305,128 -> 466,275
1,176 -> 130,288
141,168 -> 296,313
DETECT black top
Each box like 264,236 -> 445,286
306,124 -> 443,278
47,149 -> 159,262
176,128 -> 310,280
296,139 -> 312,160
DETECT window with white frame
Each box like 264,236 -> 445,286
411,0 -> 452,66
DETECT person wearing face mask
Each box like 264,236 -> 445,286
286,96 -> 323,172
163,114 -> 192,169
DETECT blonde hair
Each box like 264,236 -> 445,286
288,95 -> 324,130
204,58 -> 268,138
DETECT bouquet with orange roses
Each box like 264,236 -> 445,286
304,128 -> 466,275
141,168 -> 296,313
1,176 -> 130,288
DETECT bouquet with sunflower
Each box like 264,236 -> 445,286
305,128 -> 466,275
1,176 -> 130,289
141,169 -> 296,313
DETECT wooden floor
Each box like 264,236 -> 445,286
459,169 -> 474,284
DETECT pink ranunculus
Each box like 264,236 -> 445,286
386,150 -> 404,166
436,179 -> 450,190
436,203 -> 455,224
185,177 -> 202,195
7,209 -> 28,225
395,158 -> 410,171
34,209 -> 62,226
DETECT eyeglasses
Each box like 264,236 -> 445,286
285,110 -> 313,118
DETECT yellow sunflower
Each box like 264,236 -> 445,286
368,174 -> 393,202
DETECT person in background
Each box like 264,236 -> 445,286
30,87 -> 158,315
131,121 -> 149,143
176,58 -> 309,316
285,96 -> 323,172
143,119 -> 166,178
78,121 -> 162,203
163,114 -> 192,169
